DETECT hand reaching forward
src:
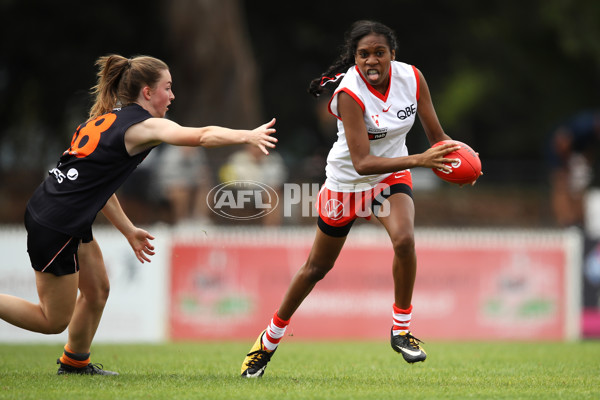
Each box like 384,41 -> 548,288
250,118 -> 278,155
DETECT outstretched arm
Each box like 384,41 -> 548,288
101,194 -> 155,263
125,118 -> 277,156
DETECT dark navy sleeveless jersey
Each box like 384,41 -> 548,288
27,104 -> 154,240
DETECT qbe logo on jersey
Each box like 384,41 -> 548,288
207,180 -> 279,220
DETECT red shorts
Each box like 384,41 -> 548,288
316,171 -> 413,237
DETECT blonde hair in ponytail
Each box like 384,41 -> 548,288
89,54 -> 169,120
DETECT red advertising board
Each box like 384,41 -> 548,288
169,229 -> 575,341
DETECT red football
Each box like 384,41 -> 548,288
431,140 -> 481,185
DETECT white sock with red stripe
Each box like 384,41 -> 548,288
262,311 -> 290,352
392,304 -> 412,335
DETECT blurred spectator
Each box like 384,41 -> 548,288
219,145 -> 288,225
156,145 -> 213,226
117,150 -> 170,225
547,110 -> 600,227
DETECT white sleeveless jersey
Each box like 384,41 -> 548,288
325,61 -> 420,191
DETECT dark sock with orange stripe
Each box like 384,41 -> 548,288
59,345 -> 90,368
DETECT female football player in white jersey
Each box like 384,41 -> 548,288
242,20 -> 467,377
0,54 -> 277,375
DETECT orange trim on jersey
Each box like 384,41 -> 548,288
411,65 -> 420,102
355,65 -> 391,103
328,87 -> 365,121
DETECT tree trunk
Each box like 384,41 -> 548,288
165,0 -> 262,128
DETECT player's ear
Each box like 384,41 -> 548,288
142,86 -> 152,100
391,49 -> 395,60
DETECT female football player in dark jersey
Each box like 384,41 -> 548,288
0,54 -> 277,375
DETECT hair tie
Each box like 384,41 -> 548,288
127,58 -> 132,67
320,73 -> 345,87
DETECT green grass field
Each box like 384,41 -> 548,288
0,340 -> 598,399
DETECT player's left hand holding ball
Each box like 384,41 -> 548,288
431,140 -> 482,186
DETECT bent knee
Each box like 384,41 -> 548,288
300,261 -> 334,283
42,318 -> 70,335
88,284 -> 110,308
96,283 -> 110,304
79,282 -> 110,310
391,233 -> 415,255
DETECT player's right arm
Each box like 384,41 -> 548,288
124,117 -> 277,156
414,68 -> 452,145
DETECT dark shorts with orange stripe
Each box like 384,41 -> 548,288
24,209 -> 82,276
316,171 -> 413,237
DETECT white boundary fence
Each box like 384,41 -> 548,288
0,225 -> 582,342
